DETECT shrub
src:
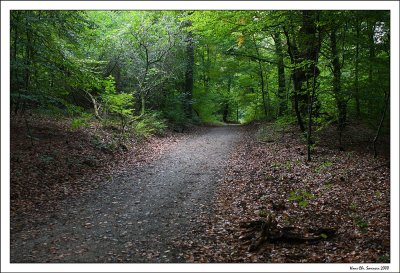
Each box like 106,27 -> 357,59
101,76 -> 134,131
70,112 -> 92,130
276,115 -> 297,127
71,118 -> 87,130
132,112 -> 167,140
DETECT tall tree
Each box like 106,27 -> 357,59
183,19 -> 194,119
353,13 -> 362,118
330,24 -> 347,150
272,31 -> 287,116
284,11 -> 320,132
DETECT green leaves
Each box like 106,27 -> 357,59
320,233 -> 328,239
132,112 -> 167,140
288,189 -> 314,208
10,10 -> 390,133
352,214 -> 369,232
315,161 -> 333,173
71,118 -> 88,130
102,91 -> 134,118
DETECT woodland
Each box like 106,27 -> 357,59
9,10 -> 391,264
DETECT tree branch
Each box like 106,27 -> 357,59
225,48 -> 280,66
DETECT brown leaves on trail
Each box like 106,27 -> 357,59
10,116 -> 390,263
181,124 -> 390,263
10,113 -> 185,223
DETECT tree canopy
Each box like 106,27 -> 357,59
10,10 -> 390,156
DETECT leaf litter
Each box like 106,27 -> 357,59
10,115 -> 390,263
177,123 -> 390,263
10,113 -> 188,230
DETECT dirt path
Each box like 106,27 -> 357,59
11,125 -> 242,263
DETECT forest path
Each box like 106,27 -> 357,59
11,125 -> 242,262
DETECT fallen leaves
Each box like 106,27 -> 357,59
10,113 -> 187,230
10,115 -> 390,263
180,123 -> 390,263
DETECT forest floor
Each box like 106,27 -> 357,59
10,115 -> 390,263
177,123 -> 390,263
10,115 -> 241,262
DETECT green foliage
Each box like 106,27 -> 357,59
270,161 -> 280,169
71,118 -> 87,130
65,104 -> 85,117
10,11 -> 102,114
165,108 -> 187,125
276,115 -> 298,127
10,10 -> 390,141
132,112 -> 167,140
100,76 -> 134,131
323,183 -> 333,191
192,84 -> 223,124
102,77 -> 133,116
284,161 -> 293,170
350,202 -> 358,211
258,209 -> 268,217
319,233 -> 328,239
104,93 -> 134,117
161,91 -> 188,125
70,112 -> 92,130
377,255 -> 390,263
288,189 -> 314,208
315,161 -> 333,172
352,214 -> 369,232
319,183 -> 334,196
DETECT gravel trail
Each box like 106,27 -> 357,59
11,125 -> 242,263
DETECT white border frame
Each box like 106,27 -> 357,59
1,1 -> 399,272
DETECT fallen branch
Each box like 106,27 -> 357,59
240,216 -> 336,252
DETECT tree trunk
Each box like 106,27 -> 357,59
354,16 -> 361,118
307,56 -> 318,161
13,26 -> 18,64
139,46 -> 150,116
85,91 -> 102,120
140,94 -> 145,116
184,21 -> 194,119
292,75 -> 306,132
223,78 -> 232,123
252,35 -> 268,118
373,91 -> 389,158
222,104 -> 229,123
24,20 -> 32,94
265,73 -> 271,118
273,32 -> 286,116
367,21 -> 375,115
283,28 -> 304,131
11,12 -> 21,114
22,18 -> 34,113
283,11 -> 320,133
298,10 -> 320,115
237,104 -> 239,123
258,60 -> 268,118
330,27 -> 346,151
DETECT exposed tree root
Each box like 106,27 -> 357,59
240,215 -> 336,252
